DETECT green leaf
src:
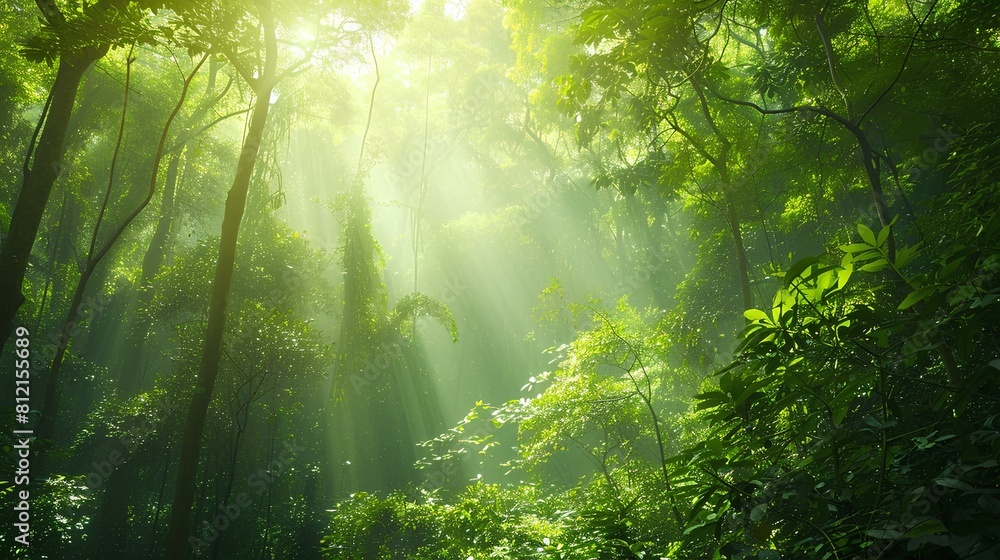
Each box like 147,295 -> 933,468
938,257 -> 965,280
876,224 -> 891,247
733,374 -> 773,405
683,522 -> 708,536
840,243 -> 872,253
903,517 -> 947,538
858,224 -> 877,246
934,477 -> 973,490
783,255 -> 821,288
859,260 -> 889,273
895,242 -> 923,268
867,528 -> 902,539
837,264 -> 853,290
899,286 -> 936,310
744,309 -> 769,322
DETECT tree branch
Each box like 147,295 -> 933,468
857,0 -> 940,125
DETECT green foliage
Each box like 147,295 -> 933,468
19,2 -> 177,65
672,181 -> 1000,557
323,484 -> 603,559
5,0 -> 1000,558
329,134 -> 1000,557
390,292 -> 459,342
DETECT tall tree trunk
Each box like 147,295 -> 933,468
0,46 -> 105,354
164,80 -> 274,560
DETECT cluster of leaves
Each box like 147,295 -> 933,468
390,292 -> 459,343
670,133 -> 1000,557
322,484 -> 576,559
19,1 -> 182,64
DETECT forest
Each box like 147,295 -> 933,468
0,0 -> 998,558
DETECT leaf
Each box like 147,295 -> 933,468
902,517 -> 947,538
933,477 -> 973,490
895,242 -> 924,268
743,309 -> 770,323
734,376 -> 772,406
867,528 -> 902,539
899,286 -> 936,310
749,502 -> 768,522
876,224 -> 892,247
783,256 -> 822,288
837,264 -> 853,290
938,257 -> 965,280
736,327 -> 772,354
840,243 -> 872,253
859,260 -> 889,273
683,522 -> 708,535
814,267 -> 838,293
858,224 -> 877,246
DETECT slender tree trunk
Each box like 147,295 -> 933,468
118,151 -> 183,395
93,457 -> 132,560
208,408 -> 249,560
33,190 -> 69,334
0,47 -> 105,354
37,265 -> 96,445
149,443 -> 172,556
683,79 -> 753,312
258,426 -> 276,560
856,134 -> 896,259
297,471 -> 323,560
164,85 -> 273,559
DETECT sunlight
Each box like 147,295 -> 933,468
6,0 -> 995,558
444,0 -> 467,20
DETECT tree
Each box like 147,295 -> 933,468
162,1 -> 282,555
162,0 -> 407,555
36,50 -> 205,447
0,0 -> 169,354
116,65 -> 242,396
